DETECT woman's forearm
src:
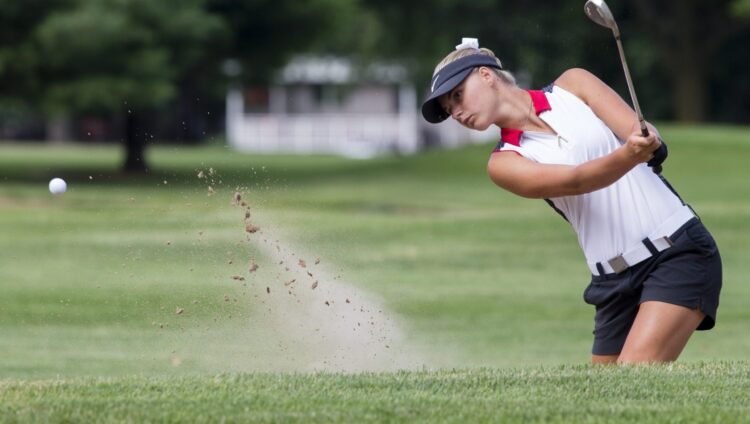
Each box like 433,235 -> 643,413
569,146 -> 641,194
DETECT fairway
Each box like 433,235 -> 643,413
1,124 -> 750,421
3,363 -> 750,423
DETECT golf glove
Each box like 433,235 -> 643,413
647,138 -> 668,174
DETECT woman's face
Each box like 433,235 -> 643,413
438,67 -> 497,130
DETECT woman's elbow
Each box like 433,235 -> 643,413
486,157 -> 592,198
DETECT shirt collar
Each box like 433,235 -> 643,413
500,89 -> 552,146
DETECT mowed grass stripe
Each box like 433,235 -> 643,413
2,363 -> 749,423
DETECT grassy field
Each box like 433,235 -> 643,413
1,124 -> 749,422
2,363 -> 749,423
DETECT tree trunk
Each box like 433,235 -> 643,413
122,110 -> 148,172
46,116 -> 72,142
631,0 -> 749,122
673,65 -> 707,122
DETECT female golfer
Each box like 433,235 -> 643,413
422,38 -> 722,364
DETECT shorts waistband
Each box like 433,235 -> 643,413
588,206 -> 696,276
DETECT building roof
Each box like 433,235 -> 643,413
278,56 -> 408,85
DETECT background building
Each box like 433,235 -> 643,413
226,56 -> 496,158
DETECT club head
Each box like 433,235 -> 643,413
584,0 -> 619,33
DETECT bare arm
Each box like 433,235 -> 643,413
488,146 -> 649,198
487,68 -> 661,199
554,68 -> 660,141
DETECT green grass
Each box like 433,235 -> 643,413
1,124 -> 750,422
2,363 -> 749,423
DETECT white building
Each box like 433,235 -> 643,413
226,56 -> 497,157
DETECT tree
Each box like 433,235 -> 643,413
630,0 -> 750,122
206,0 -> 361,85
1,0 -> 363,170
358,0 -> 605,96
0,0 -> 73,124
360,0 -> 750,123
33,0 -> 227,171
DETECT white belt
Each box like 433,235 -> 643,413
588,206 -> 695,276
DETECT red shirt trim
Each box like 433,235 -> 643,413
499,89 -> 552,147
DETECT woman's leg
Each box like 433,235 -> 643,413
592,354 -> 619,364
617,300 -> 705,363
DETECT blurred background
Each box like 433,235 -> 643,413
2,0 -> 749,168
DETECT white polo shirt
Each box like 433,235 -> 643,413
492,85 -> 694,273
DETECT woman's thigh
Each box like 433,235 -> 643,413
617,300 -> 704,363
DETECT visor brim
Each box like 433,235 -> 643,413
420,68 -> 474,123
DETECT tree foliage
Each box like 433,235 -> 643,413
0,0 -> 72,108
360,0 -> 750,122
358,0 -> 630,101
732,0 -> 750,16
207,0 -> 361,84
1,0 -> 749,160
628,0 -> 750,121
0,0 -> 354,169
34,0 -> 226,115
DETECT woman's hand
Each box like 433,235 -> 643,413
623,128 -> 661,164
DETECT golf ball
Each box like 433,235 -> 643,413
49,177 -> 67,195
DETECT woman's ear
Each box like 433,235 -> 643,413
479,67 -> 496,86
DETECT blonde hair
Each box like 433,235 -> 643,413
433,47 -> 516,86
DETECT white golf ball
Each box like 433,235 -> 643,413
49,177 -> 67,195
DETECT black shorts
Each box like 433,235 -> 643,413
582,218 -> 723,356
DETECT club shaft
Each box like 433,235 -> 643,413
614,36 -> 649,136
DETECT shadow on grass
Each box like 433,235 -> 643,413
0,142 -> 493,190
0,153 -> 406,189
